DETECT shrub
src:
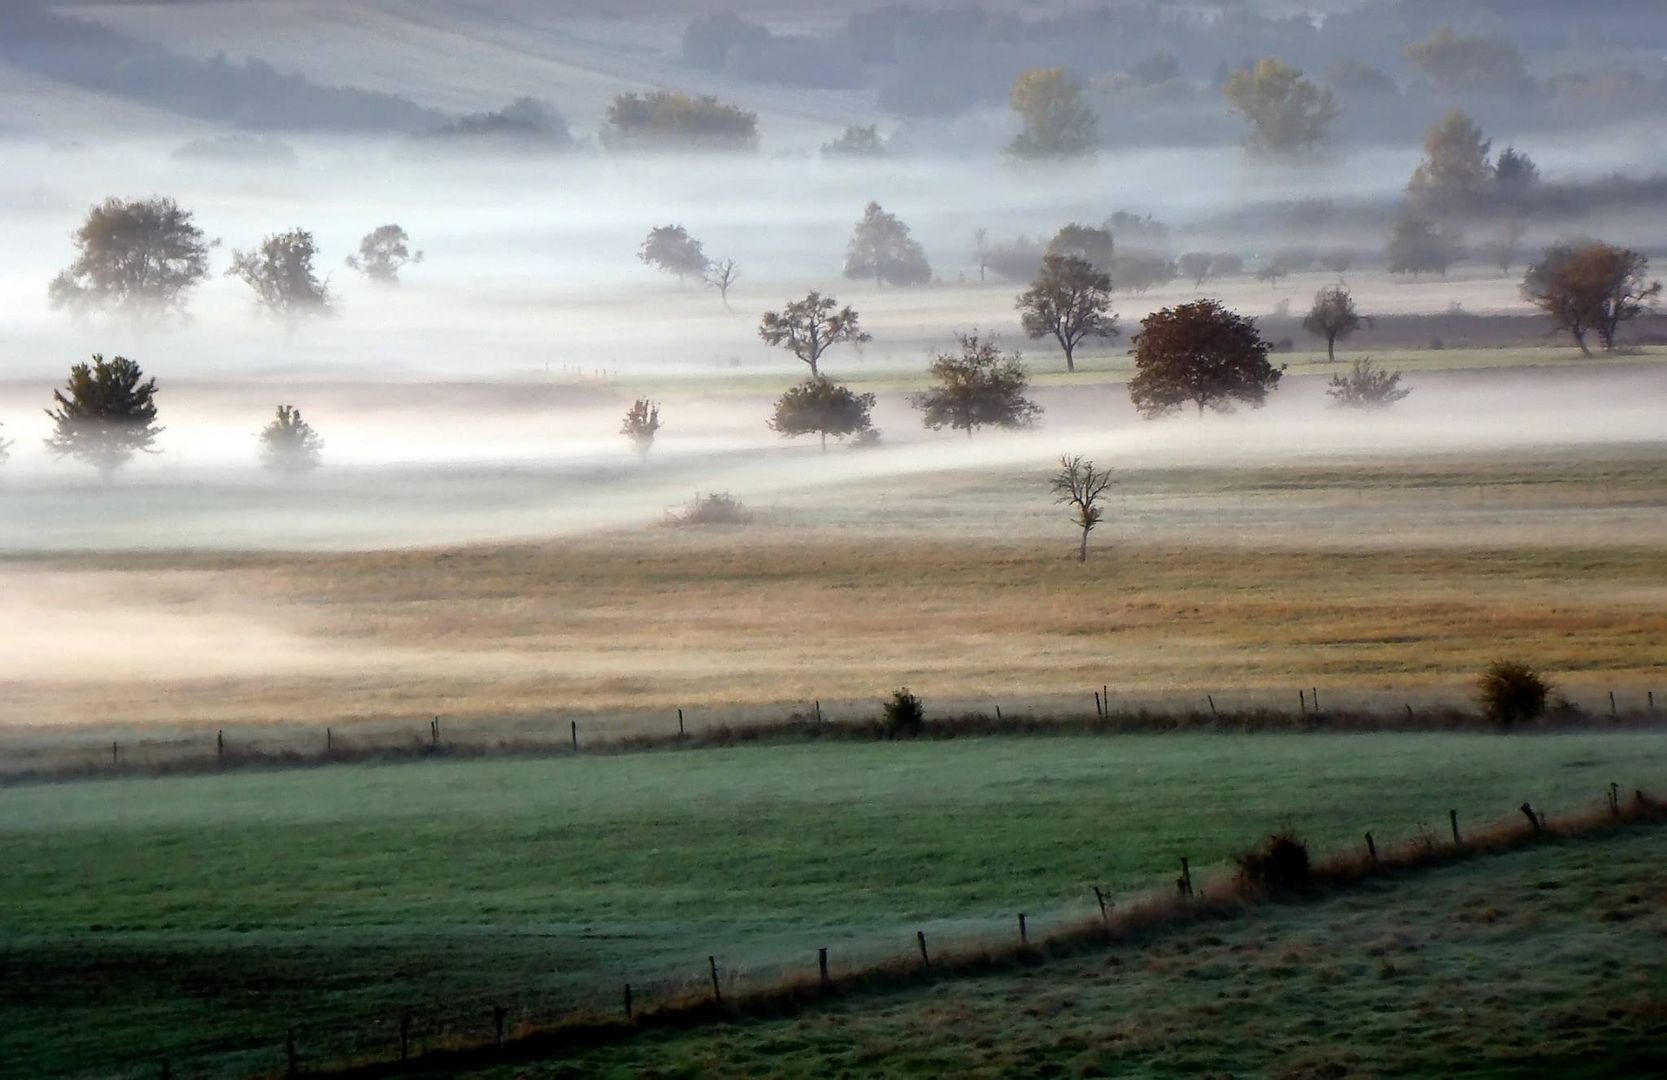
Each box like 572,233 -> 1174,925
1478,660 -> 1550,728
671,491 -> 751,526
1233,829 -> 1312,892
883,687 -> 925,738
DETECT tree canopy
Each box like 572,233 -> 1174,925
911,332 -> 1040,437
1127,299 -> 1282,417
345,224 -> 423,285
758,292 -> 869,378
1302,285 -> 1364,362
620,398 -> 663,460
1385,211 -> 1459,277
44,354 -> 163,480
227,228 -> 333,334
1223,59 -> 1339,157
1015,254 -> 1117,374
259,405 -> 324,473
1046,223 -> 1114,273
768,379 -> 875,451
640,225 -> 710,282
1407,110 -> 1494,210
602,91 -> 758,151
1008,68 -> 1097,159
843,202 -> 931,287
1522,242 -> 1662,356
49,196 -> 214,322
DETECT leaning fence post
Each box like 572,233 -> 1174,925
1094,691 -> 1103,718
1449,809 -> 1461,845
1520,802 -> 1543,833
916,930 -> 930,968
995,705 -> 1003,722
678,709 -> 685,738
623,983 -> 633,1020
814,699 -> 823,723
1364,832 -> 1378,867
494,1005 -> 507,1049
1206,694 -> 1217,717
708,955 -> 722,1005
1017,912 -> 1028,945
818,947 -> 830,988
1092,885 -> 1108,922
1178,856 -> 1193,898
1609,782 -> 1621,818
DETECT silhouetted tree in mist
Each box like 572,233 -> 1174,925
228,229 -> 333,338
822,124 -> 886,157
1522,242 -> 1661,356
1485,220 -> 1527,276
1223,59 -> 1338,157
759,292 -> 870,378
259,405 -> 323,473
1051,454 -> 1111,562
1302,285 -> 1364,362
639,225 -> 710,284
1179,252 -> 1213,289
1128,300 -> 1281,417
1016,254 -> 1116,374
844,202 -> 931,287
45,354 -> 162,481
49,197 -> 215,322
769,379 -> 875,451
911,332 -> 1040,437
1407,110 -> 1494,210
705,258 -> 740,309
1385,211 -> 1460,277
1008,68 -> 1097,159
1046,223 -> 1115,273
1328,357 -> 1410,410
345,224 -> 423,285
620,398 -> 663,461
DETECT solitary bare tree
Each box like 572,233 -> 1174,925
705,258 -> 740,309
758,291 -> 869,378
1051,454 -> 1111,562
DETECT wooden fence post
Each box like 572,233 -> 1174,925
217,729 -> 225,764
430,717 -> 439,748
1610,690 -> 1618,717
1017,912 -> 1028,945
285,1028 -> 297,1078
814,700 -> 823,723
818,947 -> 830,988
494,1005 -> 507,1049
1449,809 -> 1461,845
916,930 -> 929,968
1649,690 -> 1655,711
1311,687 -> 1320,712
708,955 -> 722,1005
995,705 -> 1003,722
1610,782 -> 1621,818
624,983 -> 633,1019
1520,802 -> 1543,833
570,720 -> 578,752
1103,686 -> 1109,715
1178,857 -> 1193,898
1093,885 -> 1108,922
1297,690 -> 1306,717
1364,832 -> 1378,867
678,709 -> 685,738
111,741 -> 119,767
325,727 -> 332,755
1094,691 -> 1103,718
399,1012 -> 410,1061
1207,694 -> 1217,717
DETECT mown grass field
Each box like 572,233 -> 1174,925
481,821 -> 1667,1080
2,732 -> 1664,1077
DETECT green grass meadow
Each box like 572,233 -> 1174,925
3,732 -> 1665,1077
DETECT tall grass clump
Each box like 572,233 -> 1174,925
1478,660 -> 1551,728
670,491 -> 751,526
1233,829 -> 1313,893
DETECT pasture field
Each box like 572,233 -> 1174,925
2,732 -> 1665,1077
478,817 -> 1667,1080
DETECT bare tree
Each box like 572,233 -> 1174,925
973,227 -> 991,283
758,292 -> 870,378
1485,220 -> 1527,276
1302,285 -> 1364,362
705,258 -> 740,309
1051,454 -> 1111,562
620,398 -> 662,460
1015,254 -> 1117,374
1178,252 -> 1212,289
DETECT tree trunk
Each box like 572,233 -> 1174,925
1326,335 -> 1336,363
820,431 -> 827,452
807,356 -> 820,378
1063,343 -> 1075,373
1078,527 -> 1089,562
1573,330 -> 1591,358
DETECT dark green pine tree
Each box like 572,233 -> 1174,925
45,355 -> 163,481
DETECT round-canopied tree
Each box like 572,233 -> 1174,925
345,225 -> 423,285
227,229 -> 333,337
1015,254 -> 1117,373
45,354 -> 163,480
843,202 -> 931,287
49,196 -> 214,322
620,398 -> 663,460
259,405 -> 324,473
768,379 -> 875,451
1128,300 -> 1282,417
1302,285 -> 1364,362
758,292 -> 869,379
639,225 -> 710,283
1008,68 -> 1097,159
911,332 -> 1040,437
1522,242 -> 1662,356
1223,59 -> 1338,157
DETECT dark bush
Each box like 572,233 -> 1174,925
883,687 -> 925,738
1234,829 -> 1312,892
1478,660 -> 1550,728
670,492 -> 751,526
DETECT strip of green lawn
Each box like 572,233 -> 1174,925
2,733 -> 1663,1077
